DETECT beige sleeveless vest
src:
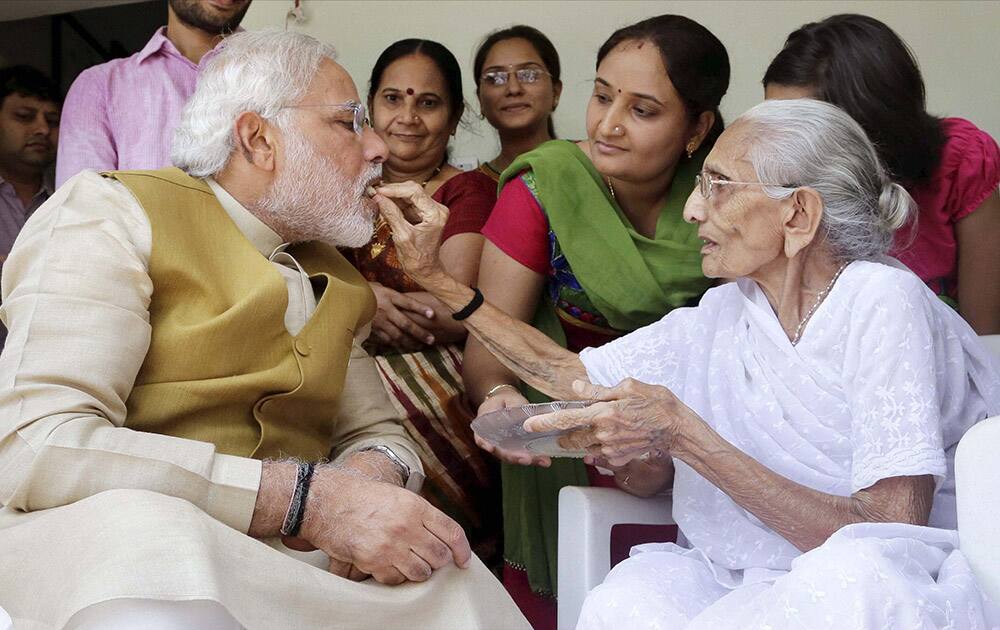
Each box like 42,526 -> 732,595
106,168 -> 376,461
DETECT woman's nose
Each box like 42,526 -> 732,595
505,73 -> 524,95
682,189 -> 707,224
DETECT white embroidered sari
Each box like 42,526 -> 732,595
578,260 -> 1000,629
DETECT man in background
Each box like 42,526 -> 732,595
55,0 -> 251,185
0,65 -> 60,348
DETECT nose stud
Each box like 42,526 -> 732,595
612,125 -> 623,135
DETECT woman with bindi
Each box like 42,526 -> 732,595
460,15 -> 729,628
349,38 -> 502,567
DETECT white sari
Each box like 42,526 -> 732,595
578,260 -> 1000,629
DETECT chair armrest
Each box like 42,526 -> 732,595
557,486 -> 674,630
956,414 -> 1000,605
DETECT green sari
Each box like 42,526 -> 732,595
497,140 -> 711,596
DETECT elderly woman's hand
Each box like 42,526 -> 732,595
372,182 -> 450,284
524,379 -> 696,466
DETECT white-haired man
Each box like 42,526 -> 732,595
0,30 -> 529,629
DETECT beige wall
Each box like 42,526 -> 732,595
243,0 -> 1000,168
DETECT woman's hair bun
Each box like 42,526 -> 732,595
877,181 -> 915,231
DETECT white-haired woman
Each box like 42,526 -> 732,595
372,98 -> 1000,629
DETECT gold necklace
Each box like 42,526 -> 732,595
606,176 -> 616,201
790,262 -> 850,345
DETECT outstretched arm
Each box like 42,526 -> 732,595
372,182 -> 587,400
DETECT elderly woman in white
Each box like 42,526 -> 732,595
372,98 -> 1000,629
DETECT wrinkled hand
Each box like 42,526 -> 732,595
372,182 -> 449,284
370,282 -> 436,350
300,466 -> 471,585
524,379 -> 695,466
473,389 -> 553,467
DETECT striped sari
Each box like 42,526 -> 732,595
349,168 -> 502,568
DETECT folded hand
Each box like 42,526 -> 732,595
300,466 -> 471,585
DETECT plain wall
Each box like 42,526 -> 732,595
243,0 -> 1000,167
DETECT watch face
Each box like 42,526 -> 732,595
470,400 -> 595,458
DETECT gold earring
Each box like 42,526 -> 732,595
686,143 -> 696,159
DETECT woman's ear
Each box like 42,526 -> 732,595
233,111 -> 276,172
783,186 -> 824,259
551,80 -> 563,112
686,110 -> 715,154
450,103 -> 465,136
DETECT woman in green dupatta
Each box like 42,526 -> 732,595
462,15 -> 732,628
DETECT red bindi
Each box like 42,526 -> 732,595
405,88 -> 414,95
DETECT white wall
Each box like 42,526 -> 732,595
243,0 -> 1000,167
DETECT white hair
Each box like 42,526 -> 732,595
735,98 -> 915,260
171,29 -> 338,177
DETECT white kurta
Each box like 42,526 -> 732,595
578,260 -> 1000,629
0,172 -> 529,630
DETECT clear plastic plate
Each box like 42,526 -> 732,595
471,400 -> 594,458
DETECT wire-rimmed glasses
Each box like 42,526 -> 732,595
282,100 -> 369,135
480,66 -> 552,87
695,172 -> 796,199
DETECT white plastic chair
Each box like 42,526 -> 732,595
557,487 -> 673,630
0,604 -> 12,630
557,333 -> 1000,630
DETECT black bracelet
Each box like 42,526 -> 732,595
280,461 -> 316,537
452,287 -> 484,321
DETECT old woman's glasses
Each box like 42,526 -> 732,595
695,172 -> 795,199
282,100 -> 369,135
480,67 -> 551,87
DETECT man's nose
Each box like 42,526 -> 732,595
363,126 -> 388,164
31,114 -> 53,136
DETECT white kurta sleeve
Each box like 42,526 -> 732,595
0,171 -> 260,532
842,272 -> 948,493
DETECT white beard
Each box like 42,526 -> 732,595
251,126 -> 380,248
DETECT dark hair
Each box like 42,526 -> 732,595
367,39 -> 464,124
597,15 -> 730,149
0,65 -> 62,107
762,14 -> 943,184
473,25 -> 561,138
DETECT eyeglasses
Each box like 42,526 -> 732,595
695,172 -> 796,199
480,66 -> 551,87
281,100 -> 370,135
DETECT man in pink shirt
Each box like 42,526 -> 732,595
55,0 -> 252,186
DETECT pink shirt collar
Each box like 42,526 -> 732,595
135,26 -> 243,66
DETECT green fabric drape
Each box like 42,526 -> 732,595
498,140 -> 711,595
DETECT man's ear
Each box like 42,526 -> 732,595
233,111 -> 277,171
783,186 -> 824,259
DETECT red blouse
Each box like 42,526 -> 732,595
891,117 -> 1000,299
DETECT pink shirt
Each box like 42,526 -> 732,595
891,118 -> 1000,300
55,27 -> 229,187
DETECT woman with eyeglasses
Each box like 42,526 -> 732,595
763,14 -> 1000,334
460,15 -> 728,628
473,25 -> 563,182
349,39 -> 501,567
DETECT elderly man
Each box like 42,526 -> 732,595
374,98 -> 1000,629
56,0 -> 251,186
0,30 -> 528,630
